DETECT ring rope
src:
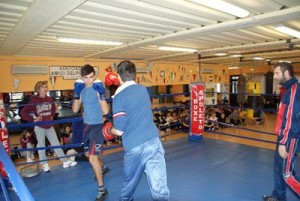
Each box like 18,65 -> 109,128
212,130 -> 276,144
0,144 -> 34,200
152,105 -> 188,112
6,117 -> 83,129
10,143 -> 82,153
0,174 -> 10,201
10,91 -> 278,109
14,143 -> 124,166
14,152 -> 84,166
161,130 -> 189,138
158,121 -> 182,130
8,94 -> 277,167
12,142 -> 123,165
207,120 -> 276,136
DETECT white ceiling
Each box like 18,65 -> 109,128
0,0 -> 300,66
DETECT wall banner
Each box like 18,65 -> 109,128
49,66 -> 99,80
189,82 -> 205,142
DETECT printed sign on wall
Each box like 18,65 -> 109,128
50,66 -> 99,80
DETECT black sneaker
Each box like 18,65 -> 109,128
263,195 -> 279,201
102,166 -> 110,176
95,189 -> 108,201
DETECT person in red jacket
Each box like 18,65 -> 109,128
21,80 -> 76,172
263,62 -> 300,201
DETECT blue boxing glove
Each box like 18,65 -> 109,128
93,79 -> 105,99
74,79 -> 85,99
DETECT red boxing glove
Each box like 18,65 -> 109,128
112,74 -> 120,86
102,121 -> 114,141
104,73 -> 113,86
104,72 -> 120,86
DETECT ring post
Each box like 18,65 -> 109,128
189,82 -> 205,142
0,144 -> 35,201
0,93 -> 35,201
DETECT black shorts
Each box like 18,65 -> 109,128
82,123 -> 104,155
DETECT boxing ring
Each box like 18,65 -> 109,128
2,137 -> 299,201
0,87 -> 299,201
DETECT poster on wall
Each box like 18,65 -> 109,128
189,82 -> 205,142
49,66 -> 99,80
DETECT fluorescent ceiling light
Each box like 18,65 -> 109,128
190,0 -> 249,18
275,25 -> 300,38
158,46 -> 197,52
57,36 -> 123,46
279,60 -> 291,63
228,66 -> 240,69
253,57 -> 264,60
231,54 -> 242,57
214,53 -> 227,56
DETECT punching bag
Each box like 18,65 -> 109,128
265,71 -> 273,102
265,71 -> 273,94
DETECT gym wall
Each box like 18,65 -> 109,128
0,55 -> 199,92
1,55 -> 299,94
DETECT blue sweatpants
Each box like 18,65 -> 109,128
120,137 -> 169,201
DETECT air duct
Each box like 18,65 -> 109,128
12,65 -> 48,74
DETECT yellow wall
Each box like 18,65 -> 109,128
3,55 -> 299,94
0,56 -> 116,92
0,55 -> 223,93
229,64 -> 300,75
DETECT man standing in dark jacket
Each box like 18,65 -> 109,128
263,62 -> 300,201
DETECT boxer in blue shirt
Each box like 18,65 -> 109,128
72,64 -> 109,201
